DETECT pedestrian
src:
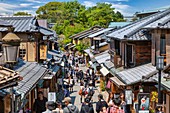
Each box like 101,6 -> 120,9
80,97 -> 94,113
155,106 -> 164,113
63,97 -> 79,113
33,91 -> 48,113
69,78 -> 74,92
72,57 -> 75,66
53,101 -> 63,113
106,97 -> 125,113
96,94 -> 108,113
92,73 -> 96,88
107,92 -> 114,106
120,92 -> 131,113
42,101 -> 56,113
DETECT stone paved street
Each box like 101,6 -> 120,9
70,83 -> 100,113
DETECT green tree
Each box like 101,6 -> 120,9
36,1 -> 124,50
86,3 -> 123,27
75,39 -> 90,53
14,12 -> 31,16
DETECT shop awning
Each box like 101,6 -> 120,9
100,66 -> 109,76
14,60 -> 48,98
116,63 -> 157,85
110,77 -> 125,87
94,51 -> 110,64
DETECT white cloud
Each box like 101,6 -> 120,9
105,2 -> 133,16
0,3 -> 17,13
20,3 -> 33,7
82,1 -> 96,7
26,0 -> 46,4
32,6 -> 40,9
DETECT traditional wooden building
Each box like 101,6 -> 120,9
70,26 -> 103,46
0,16 -> 56,63
106,8 -> 170,113
0,66 -> 21,113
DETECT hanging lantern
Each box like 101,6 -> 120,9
2,32 -> 21,63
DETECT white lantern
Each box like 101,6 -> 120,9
2,32 -> 20,63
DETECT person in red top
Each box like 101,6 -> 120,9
106,97 -> 125,113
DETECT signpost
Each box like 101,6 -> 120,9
48,92 -> 56,102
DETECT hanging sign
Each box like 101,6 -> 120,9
138,93 -> 150,113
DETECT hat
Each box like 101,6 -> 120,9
46,101 -> 56,111
63,97 -> 72,103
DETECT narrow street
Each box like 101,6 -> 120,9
67,60 -> 100,113
70,82 -> 100,113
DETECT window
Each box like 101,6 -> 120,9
94,40 -> 99,51
19,49 -> 26,59
115,40 -> 120,55
160,34 -> 166,55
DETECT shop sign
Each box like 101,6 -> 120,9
125,90 -> 133,105
138,93 -> 150,113
48,92 -> 56,102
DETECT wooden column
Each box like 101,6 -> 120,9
29,92 -> 31,110
166,94 -> 170,113
166,34 -> 170,65
156,31 -> 160,57
4,95 -> 11,113
121,42 -> 125,66
152,33 -> 156,65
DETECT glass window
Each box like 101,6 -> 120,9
115,40 -> 120,55
160,34 -> 166,55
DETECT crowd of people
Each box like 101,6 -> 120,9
32,52 -> 130,113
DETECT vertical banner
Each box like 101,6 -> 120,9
125,90 -> 133,105
40,45 -> 47,60
138,93 -> 150,113
48,92 -> 56,102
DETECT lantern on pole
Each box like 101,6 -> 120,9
2,32 -> 21,63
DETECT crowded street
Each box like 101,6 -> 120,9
0,1 -> 170,113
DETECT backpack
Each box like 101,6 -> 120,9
82,104 -> 93,113
82,105 -> 90,113
67,105 -> 77,113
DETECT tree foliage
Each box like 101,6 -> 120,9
14,12 -> 31,16
36,1 -> 124,51
75,39 -> 90,53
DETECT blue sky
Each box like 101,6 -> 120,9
0,0 -> 170,16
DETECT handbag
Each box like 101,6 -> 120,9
79,89 -> 82,95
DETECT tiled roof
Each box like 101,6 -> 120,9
144,13 -> 170,29
116,63 -> 157,85
88,28 -> 115,38
14,60 -> 48,96
0,20 -> 12,27
0,16 -> 38,32
107,8 -> 170,40
94,51 -> 110,64
70,26 -> 103,39
0,16 -> 56,37
0,66 -> 21,89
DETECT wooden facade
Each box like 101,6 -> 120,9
151,29 -> 170,66
110,40 -> 151,68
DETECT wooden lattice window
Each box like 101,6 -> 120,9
19,49 -> 26,58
